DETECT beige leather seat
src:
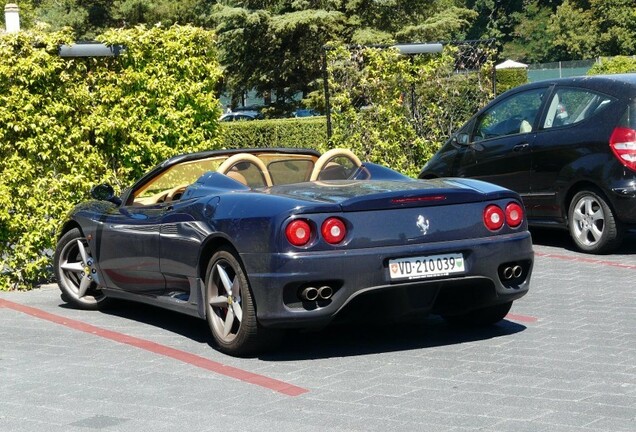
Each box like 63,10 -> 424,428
226,170 -> 248,185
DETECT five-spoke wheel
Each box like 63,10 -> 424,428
54,228 -> 109,309
568,189 -> 621,254
205,247 -> 275,356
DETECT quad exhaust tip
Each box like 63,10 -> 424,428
300,285 -> 334,301
318,286 -> 333,300
502,265 -> 523,280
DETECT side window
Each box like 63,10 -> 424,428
130,157 -> 225,206
543,88 -> 615,129
474,88 -> 547,141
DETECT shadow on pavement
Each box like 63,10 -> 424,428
87,299 -> 525,360
530,227 -> 636,255
98,301 -> 212,344
261,317 -> 525,361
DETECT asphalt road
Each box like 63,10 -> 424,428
1,228 -> 634,431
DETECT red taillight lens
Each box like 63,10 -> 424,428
285,219 -> 312,246
609,126 -> 636,172
505,202 -> 524,228
484,205 -> 504,231
321,217 -> 346,244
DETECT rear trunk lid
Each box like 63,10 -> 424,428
269,179 -> 517,212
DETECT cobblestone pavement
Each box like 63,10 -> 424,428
1,229 -> 634,431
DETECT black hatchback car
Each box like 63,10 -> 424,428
419,74 -> 636,253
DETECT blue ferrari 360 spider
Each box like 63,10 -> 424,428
54,148 -> 533,356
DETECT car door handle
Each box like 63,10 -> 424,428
165,205 -> 174,211
513,143 -> 530,152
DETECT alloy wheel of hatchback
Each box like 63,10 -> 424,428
54,228 -> 109,309
568,190 -> 621,254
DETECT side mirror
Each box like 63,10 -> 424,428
90,184 -> 122,205
452,133 -> 470,145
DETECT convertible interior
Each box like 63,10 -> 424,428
131,149 -> 363,206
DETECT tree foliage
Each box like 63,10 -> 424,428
0,25 -> 222,289
326,44 -> 493,177
208,1 -> 476,108
551,0 -> 636,60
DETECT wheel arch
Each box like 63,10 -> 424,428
563,180 -> 616,223
198,234 -> 241,281
57,220 -> 83,240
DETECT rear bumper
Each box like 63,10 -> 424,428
609,183 -> 636,225
242,231 -> 534,328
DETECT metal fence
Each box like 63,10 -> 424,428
528,59 -> 597,82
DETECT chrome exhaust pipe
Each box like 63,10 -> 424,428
318,286 -> 333,300
301,287 -> 319,301
503,267 -> 514,280
512,265 -> 523,278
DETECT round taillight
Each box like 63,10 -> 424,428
321,217 -> 346,244
484,205 -> 504,231
505,202 -> 524,228
285,219 -> 312,246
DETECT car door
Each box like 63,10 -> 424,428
159,196 -> 215,291
457,87 -> 549,199
94,203 -> 166,293
528,86 -> 618,220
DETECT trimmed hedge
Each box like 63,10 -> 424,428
496,68 -> 528,94
588,56 -> 636,75
219,117 -> 327,151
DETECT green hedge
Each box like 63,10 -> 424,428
0,25 -> 222,289
588,56 -> 636,75
219,117 -> 327,151
496,68 -> 528,94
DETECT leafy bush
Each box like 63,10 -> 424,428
325,44 -> 493,177
0,25 -> 222,289
588,56 -> 636,75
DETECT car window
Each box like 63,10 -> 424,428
132,156 -> 226,205
225,161 -> 269,188
268,160 -> 314,185
543,88 -> 615,129
474,88 -> 547,141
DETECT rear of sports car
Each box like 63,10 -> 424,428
243,178 -> 533,328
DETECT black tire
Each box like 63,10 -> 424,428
204,247 -> 278,356
54,228 -> 110,310
568,189 -> 622,254
443,301 -> 512,326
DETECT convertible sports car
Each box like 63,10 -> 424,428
54,148 -> 534,356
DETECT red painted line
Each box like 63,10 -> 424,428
0,298 -> 308,397
505,313 -> 538,323
535,251 -> 636,270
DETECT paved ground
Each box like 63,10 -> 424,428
1,228 -> 634,431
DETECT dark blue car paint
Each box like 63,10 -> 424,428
60,153 -> 533,328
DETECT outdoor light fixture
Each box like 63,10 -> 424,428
392,43 -> 444,55
4,3 -> 20,33
58,43 -> 125,58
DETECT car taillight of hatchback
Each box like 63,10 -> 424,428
609,126 -> 636,172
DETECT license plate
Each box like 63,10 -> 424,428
388,253 -> 465,280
